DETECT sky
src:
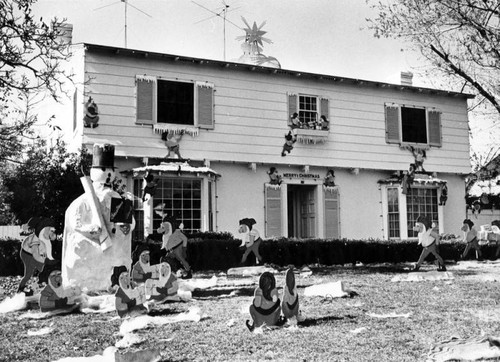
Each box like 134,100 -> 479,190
33,0 -> 423,84
29,0 -> 494,157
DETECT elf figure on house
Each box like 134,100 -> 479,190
281,132 -> 296,157
246,271 -> 285,331
281,268 -> 305,323
412,215 -> 446,272
239,218 -> 263,266
460,219 -> 483,261
17,217 -> 57,295
111,265 -> 147,318
401,163 -> 415,195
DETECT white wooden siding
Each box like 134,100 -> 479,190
81,51 -> 471,173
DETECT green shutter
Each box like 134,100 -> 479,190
287,93 -> 298,126
428,110 -> 442,147
197,83 -> 214,129
320,97 -> 329,119
265,185 -> 282,237
385,104 -> 400,144
136,78 -> 155,125
324,188 -> 340,238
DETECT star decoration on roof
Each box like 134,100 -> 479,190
236,16 -> 272,51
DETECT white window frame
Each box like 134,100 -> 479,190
381,184 -> 443,240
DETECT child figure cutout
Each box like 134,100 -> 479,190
162,131 -> 183,159
268,167 -> 282,186
40,270 -> 80,312
412,215 -> 446,272
401,163 -> 416,195
281,268 -> 305,323
460,219 -> 483,261
239,218 -> 263,266
146,259 -> 179,302
112,265 -> 147,318
246,272 -> 285,331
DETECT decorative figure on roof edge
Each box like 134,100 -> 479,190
83,97 -> 99,128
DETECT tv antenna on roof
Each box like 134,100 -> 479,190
94,0 -> 152,48
192,1 -> 242,61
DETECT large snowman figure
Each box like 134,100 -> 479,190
62,144 -> 135,291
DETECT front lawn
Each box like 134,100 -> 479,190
1,261 -> 500,361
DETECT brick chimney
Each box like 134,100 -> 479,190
401,71 -> 413,86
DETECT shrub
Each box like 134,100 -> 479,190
1,234 -> 496,276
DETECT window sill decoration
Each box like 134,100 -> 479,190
130,162 -> 220,179
295,129 -> 328,144
153,124 -> 199,137
378,173 -> 447,187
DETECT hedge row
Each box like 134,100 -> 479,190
1,234 -> 497,277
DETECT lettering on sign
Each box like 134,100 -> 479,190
283,173 -> 320,179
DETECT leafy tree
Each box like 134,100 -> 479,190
1,0 -> 71,163
2,139 -> 91,232
367,0 -> 500,116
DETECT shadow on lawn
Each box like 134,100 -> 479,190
298,314 -> 357,327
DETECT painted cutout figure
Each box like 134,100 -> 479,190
18,217 -> 57,295
162,131 -> 183,159
132,245 -> 159,284
40,270 -> 80,312
281,132 -> 296,157
239,218 -> 263,265
246,272 -> 285,331
460,219 -> 483,261
410,146 -> 426,173
111,265 -> 147,318
439,184 -> 448,206
62,144 -> 135,291
146,259 -> 179,301
401,163 -> 415,195
158,216 -> 192,279
83,97 -> 99,128
281,268 -> 304,322
324,169 -> 336,187
268,167 -> 282,186
412,215 -> 446,272
142,172 -> 157,202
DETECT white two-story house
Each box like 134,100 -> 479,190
69,43 -> 474,241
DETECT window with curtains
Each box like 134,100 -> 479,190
135,76 -> 214,129
387,187 -> 400,238
385,104 -> 442,148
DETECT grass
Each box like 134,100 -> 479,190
1,262 -> 500,361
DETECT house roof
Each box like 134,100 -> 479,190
81,43 -> 475,100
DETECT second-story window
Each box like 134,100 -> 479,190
135,75 -> 214,129
157,80 -> 194,125
385,103 -> 442,148
299,95 -> 318,125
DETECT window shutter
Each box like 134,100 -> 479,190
428,110 -> 442,147
320,97 -> 329,120
324,188 -> 340,238
197,82 -> 214,129
385,104 -> 400,144
265,185 -> 282,237
136,77 -> 155,125
287,93 -> 298,126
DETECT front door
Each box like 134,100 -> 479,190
288,185 -> 316,238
